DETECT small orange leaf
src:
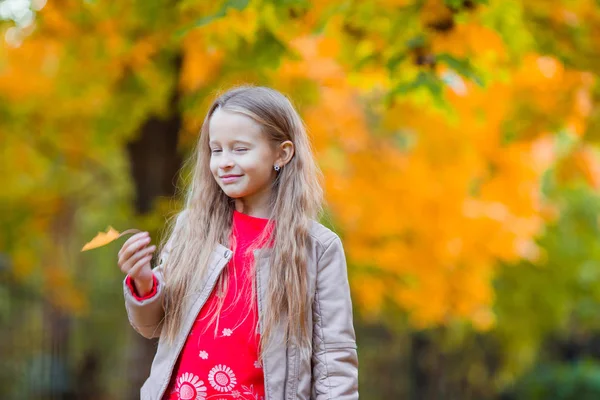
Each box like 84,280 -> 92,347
81,227 -> 141,251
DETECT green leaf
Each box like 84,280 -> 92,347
445,0 -> 464,9
436,53 -> 485,87
391,71 -> 441,95
355,53 -> 380,71
195,0 -> 250,27
406,35 -> 426,49
386,52 -> 407,75
232,28 -> 289,70
174,0 -> 251,39
271,0 -> 310,6
386,71 -> 446,108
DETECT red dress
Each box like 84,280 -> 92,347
127,210 -> 273,400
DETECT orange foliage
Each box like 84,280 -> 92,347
3,0 -> 599,330
0,37 -> 59,100
273,22 -> 593,329
180,30 -> 225,93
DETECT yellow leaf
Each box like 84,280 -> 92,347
81,227 -> 140,251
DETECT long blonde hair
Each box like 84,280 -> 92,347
159,86 -> 324,358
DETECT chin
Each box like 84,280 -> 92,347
222,188 -> 245,198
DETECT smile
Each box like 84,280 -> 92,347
221,175 -> 242,184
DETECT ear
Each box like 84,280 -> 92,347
275,140 -> 295,167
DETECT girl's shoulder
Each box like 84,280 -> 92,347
308,219 -> 343,256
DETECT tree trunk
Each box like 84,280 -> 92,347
124,54 -> 183,400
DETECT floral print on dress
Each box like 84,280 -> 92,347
241,384 -> 264,400
208,364 -> 237,392
222,328 -> 233,337
176,372 -> 207,400
164,211 -> 268,400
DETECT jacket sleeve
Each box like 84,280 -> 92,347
125,273 -> 158,300
311,236 -> 359,399
122,264 -> 166,339
122,211 -> 185,339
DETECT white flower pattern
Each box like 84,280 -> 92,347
176,372 -> 207,400
222,328 -> 233,337
241,384 -> 263,400
208,364 -> 237,392
172,212 -> 270,400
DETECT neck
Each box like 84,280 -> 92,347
234,200 -> 271,219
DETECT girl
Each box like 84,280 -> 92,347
117,86 -> 358,400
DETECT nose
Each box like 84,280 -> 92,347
218,151 -> 235,169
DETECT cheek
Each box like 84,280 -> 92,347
209,158 -> 219,177
243,158 -> 271,180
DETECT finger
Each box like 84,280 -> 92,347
120,235 -> 152,262
120,245 -> 156,274
128,254 -> 153,279
119,232 -> 149,258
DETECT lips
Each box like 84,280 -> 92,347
221,175 -> 242,184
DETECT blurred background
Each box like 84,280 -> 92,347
2,0 -> 600,399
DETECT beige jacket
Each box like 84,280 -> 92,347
123,219 -> 359,400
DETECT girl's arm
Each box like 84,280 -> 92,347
311,236 -> 359,399
122,211 -> 186,339
122,247 -> 168,339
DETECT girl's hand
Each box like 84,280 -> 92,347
118,231 -> 156,297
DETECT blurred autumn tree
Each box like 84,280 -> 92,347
2,0 -> 600,398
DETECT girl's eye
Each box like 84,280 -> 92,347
210,148 -> 247,153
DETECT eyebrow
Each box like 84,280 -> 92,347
208,140 -> 253,146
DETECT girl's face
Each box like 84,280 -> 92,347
208,108 -> 289,214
